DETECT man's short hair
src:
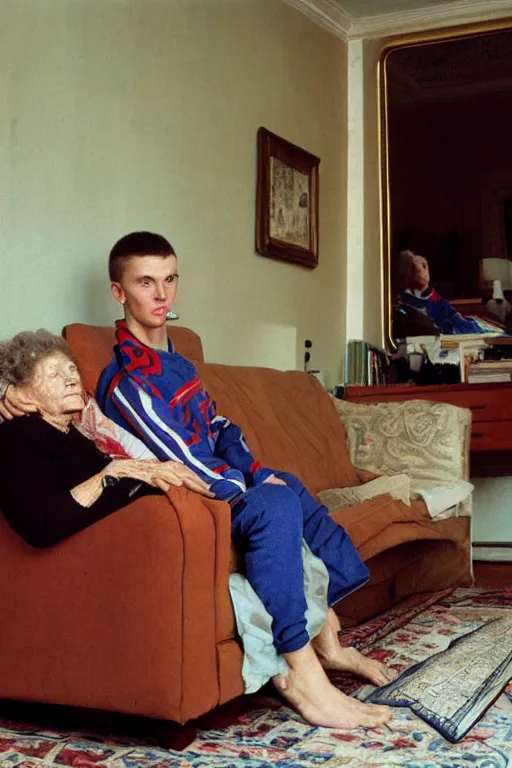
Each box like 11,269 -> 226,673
109,231 -> 176,282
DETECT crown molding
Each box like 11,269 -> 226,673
352,0 -> 512,39
281,0 -> 351,40
283,0 -> 512,41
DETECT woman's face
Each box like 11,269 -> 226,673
411,255 -> 430,291
25,352 -> 85,418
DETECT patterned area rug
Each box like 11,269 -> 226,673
1,587 -> 512,768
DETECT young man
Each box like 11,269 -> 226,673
94,231 -> 393,729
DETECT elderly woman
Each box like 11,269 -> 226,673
0,330 -> 212,548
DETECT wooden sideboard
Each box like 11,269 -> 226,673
344,381 -> 512,455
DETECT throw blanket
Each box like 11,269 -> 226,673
319,474 -> 473,521
76,397 -> 156,459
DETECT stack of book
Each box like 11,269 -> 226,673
463,338 -> 512,383
345,340 -> 391,386
467,359 -> 512,383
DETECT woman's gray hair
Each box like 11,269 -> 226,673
0,330 -> 72,386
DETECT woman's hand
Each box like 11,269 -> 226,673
0,385 -> 38,421
107,459 -> 214,497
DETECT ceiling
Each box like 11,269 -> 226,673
333,0 -> 477,19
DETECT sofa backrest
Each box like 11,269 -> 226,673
196,361 -> 359,493
64,323 -> 358,493
63,323 -> 204,396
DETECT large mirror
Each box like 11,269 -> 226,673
382,25 -> 512,346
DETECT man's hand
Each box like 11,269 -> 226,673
0,385 -> 38,421
263,474 -> 287,486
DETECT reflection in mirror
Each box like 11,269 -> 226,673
383,28 -> 512,345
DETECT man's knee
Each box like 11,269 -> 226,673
235,483 -> 302,532
256,483 -> 301,517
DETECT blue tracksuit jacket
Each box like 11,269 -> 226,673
96,320 -> 274,502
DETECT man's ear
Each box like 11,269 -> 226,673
111,282 -> 126,305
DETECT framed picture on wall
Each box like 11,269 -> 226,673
256,127 -> 320,269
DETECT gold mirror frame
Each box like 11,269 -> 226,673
379,18 -> 512,350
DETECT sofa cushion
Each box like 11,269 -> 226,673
196,363 -> 360,493
333,398 -> 471,492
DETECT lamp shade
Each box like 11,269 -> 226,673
480,258 -> 512,290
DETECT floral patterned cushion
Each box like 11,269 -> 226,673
333,398 -> 471,492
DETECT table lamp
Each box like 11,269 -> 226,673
480,257 -> 512,324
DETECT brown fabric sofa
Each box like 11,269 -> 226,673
0,323 -> 472,727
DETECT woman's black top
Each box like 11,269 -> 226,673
0,413 -> 159,548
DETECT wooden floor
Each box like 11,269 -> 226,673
473,561 -> 512,588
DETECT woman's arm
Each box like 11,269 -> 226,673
0,459 -> 141,549
0,426 -> 211,548
69,470 -> 106,508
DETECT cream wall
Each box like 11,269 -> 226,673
0,0 -> 348,385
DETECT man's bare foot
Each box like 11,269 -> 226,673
274,643 -> 392,729
312,617 -> 394,687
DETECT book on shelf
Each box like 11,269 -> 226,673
345,340 -> 391,386
467,372 -> 512,383
440,331 -> 504,349
467,359 -> 512,383
474,360 -> 512,367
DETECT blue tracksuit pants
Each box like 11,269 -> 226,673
230,471 -> 369,654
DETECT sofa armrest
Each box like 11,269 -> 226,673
333,397 -> 472,489
0,487 -> 232,724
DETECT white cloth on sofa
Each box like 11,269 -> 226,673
318,474 -> 473,521
416,480 -> 474,520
